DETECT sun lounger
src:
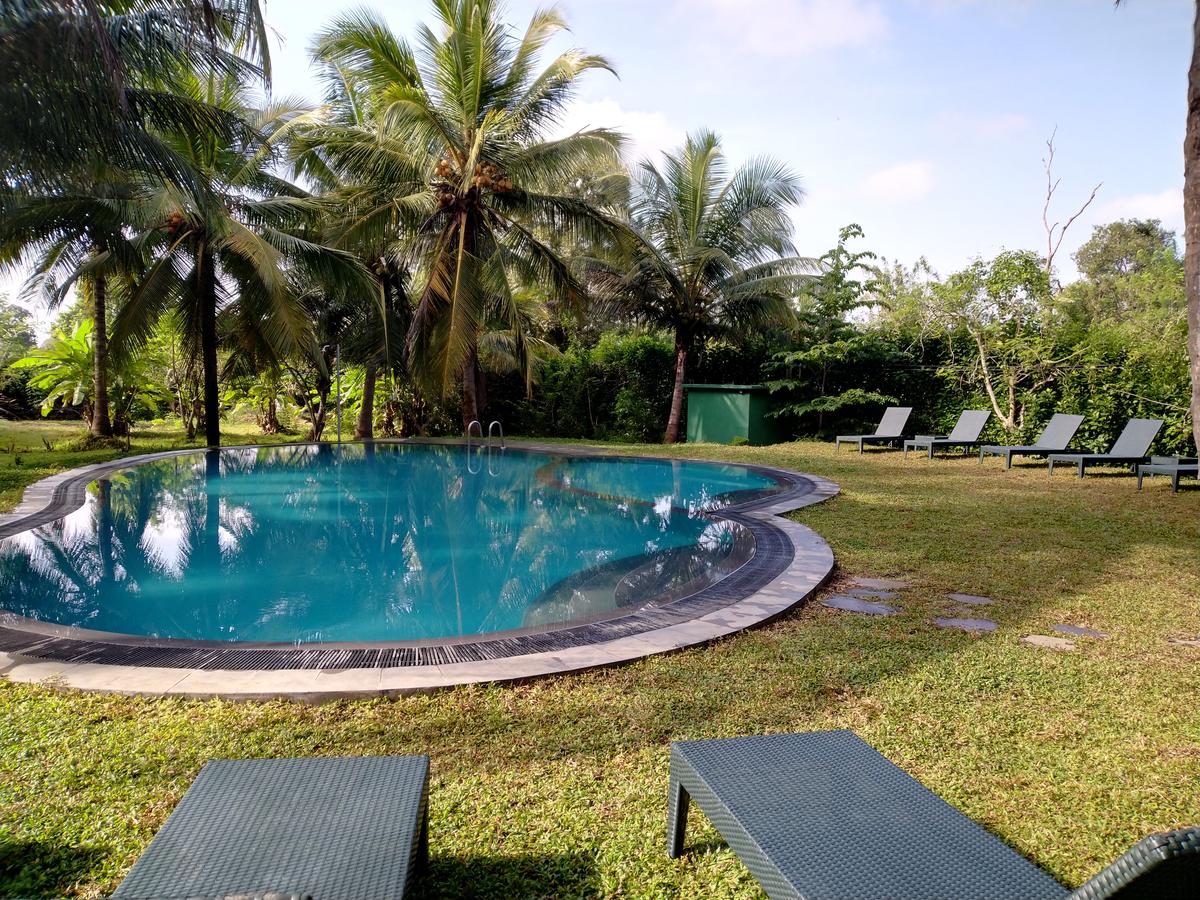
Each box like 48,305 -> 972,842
1137,456 -> 1198,492
667,730 -> 1199,900
903,410 -> 990,459
979,413 -> 1085,468
834,406 -> 912,452
1046,418 -> 1163,477
112,756 -> 430,900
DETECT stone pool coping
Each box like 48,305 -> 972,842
0,440 -> 838,700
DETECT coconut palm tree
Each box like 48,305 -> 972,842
112,73 -> 371,448
0,180 -> 149,436
0,0 -> 270,197
591,131 -> 811,443
303,1 -> 627,428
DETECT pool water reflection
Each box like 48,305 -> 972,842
0,444 -> 781,643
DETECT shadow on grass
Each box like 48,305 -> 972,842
0,839 -> 108,899
414,850 -> 600,899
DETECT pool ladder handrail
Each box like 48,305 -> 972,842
488,420 -> 506,449
465,420 -> 505,474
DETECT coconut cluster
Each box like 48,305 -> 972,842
433,158 -> 513,206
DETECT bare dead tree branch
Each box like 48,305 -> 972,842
1042,128 -> 1102,286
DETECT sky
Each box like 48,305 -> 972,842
6,0 -> 1192,330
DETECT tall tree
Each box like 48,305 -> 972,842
594,131 -> 810,443
767,225 -> 896,433
0,0 -> 270,197
0,181 -> 149,436
113,75 -> 369,447
304,1 -> 627,429
1115,0 -> 1200,453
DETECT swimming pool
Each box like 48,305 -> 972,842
0,444 -> 786,644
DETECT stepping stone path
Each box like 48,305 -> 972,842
845,587 -> 899,599
932,617 -> 997,633
852,577 -> 911,590
1169,637 -> 1200,648
822,595 -> 899,616
946,593 -> 995,606
1052,624 -> 1108,639
1022,634 -> 1077,651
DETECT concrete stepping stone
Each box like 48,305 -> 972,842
845,587 -> 899,599
822,595 -> 899,616
1052,624 -> 1108,639
932,616 -> 997,633
853,577 -> 910,590
1168,637 -> 1200,648
1022,634 -> 1077,651
946,593 -> 995,606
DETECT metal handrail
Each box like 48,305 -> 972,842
465,419 -> 483,448
488,420 -> 506,449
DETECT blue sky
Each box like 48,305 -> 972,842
261,0 -> 1190,279
7,0 -> 1192,327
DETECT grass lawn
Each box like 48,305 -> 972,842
1,420 -> 1198,899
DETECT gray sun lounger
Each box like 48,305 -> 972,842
112,756 -> 430,900
903,409 -> 990,458
1137,456 -> 1198,493
668,730 -> 1199,900
1047,418 -> 1163,477
979,413 -> 1086,468
834,406 -> 912,452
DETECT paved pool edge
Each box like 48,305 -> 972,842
0,441 -> 838,701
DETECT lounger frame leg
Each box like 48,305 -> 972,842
1004,451 -> 1013,470
667,774 -> 691,858
1076,460 -> 1085,478
1172,473 -> 1181,493
1138,469 -> 1145,491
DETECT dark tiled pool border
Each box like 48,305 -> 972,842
0,443 -> 829,674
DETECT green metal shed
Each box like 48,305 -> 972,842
683,384 -> 780,446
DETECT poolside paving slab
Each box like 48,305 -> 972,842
1022,634 -> 1077,651
822,595 -> 900,616
946,593 -> 996,606
844,588 -> 899,599
932,617 -> 998,633
852,577 -> 910,590
1052,624 -> 1108,639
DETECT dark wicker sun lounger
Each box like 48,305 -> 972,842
1047,418 -> 1163,477
1137,456 -> 1198,492
979,413 -> 1085,468
834,406 -> 913,453
668,730 -> 1198,900
903,409 -> 990,459
112,756 -> 430,900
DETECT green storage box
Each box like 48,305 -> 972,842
683,384 -> 780,446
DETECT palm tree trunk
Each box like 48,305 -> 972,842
664,339 -> 688,444
91,271 -> 112,438
356,364 -> 377,439
198,244 -> 221,448
461,346 -> 479,431
1187,1 -> 1200,455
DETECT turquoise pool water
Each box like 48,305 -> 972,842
0,444 -> 780,643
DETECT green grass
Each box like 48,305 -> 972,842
1,424 -> 1198,899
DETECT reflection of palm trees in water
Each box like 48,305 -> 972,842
0,445 -> 756,641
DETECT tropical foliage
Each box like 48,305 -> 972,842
589,130 -> 811,442
0,1 -> 1193,457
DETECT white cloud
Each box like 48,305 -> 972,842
686,0 -> 889,55
553,98 -> 686,167
859,161 -> 934,203
1095,188 -> 1183,231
